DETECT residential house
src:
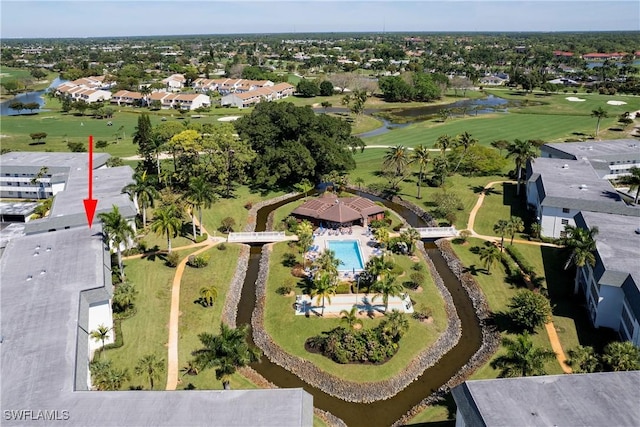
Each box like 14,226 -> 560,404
583,52 -> 626,61
110,90 -> 144,106
162,73 -> 186,91
220,82 -> 294,108
547,77 -> 579,86
573,210 -> 640,345
148,92 -> 211,110
553,50 -> 574,57
452,372 -> 640,427
55,76 -> 113,103
479,74 -> 508,86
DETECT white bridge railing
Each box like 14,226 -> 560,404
401,226 -> 458,238
227,231 -> 288,243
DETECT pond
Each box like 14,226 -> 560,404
235,192 -> 484,427
0,77 -> 66,116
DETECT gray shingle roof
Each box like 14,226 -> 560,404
452,372 -> 640,427
0,227 -> 313,426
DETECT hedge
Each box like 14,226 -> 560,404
505,245 -> 536,277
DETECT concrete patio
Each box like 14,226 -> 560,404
294,293 -> 414,317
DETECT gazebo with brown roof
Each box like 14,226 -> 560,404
291,193 -> 384,226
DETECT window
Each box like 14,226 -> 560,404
561,219 -> 569,225
562,208 -> 571,213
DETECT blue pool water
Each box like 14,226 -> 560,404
327,240 -> 364,271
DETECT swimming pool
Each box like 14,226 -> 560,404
327,240 -> 365,271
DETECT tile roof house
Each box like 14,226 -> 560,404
55,76 -> 113,103
148,92 -> 211,110
110,90 -> 144,106
220,82 -> 294,108
291,193 -> 385,226
162,73 -> 187,91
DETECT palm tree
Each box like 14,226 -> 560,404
192,323 -> 262,389
90,324 -> 111,357
98,205 -> 135,282
602,341 -> 640,371
567,345 -> 600,373
493,219 -> 509,252
507,139 -> 538,196
479,245 -> 501,274
381,309 -> 410,342
453,131 -> 477,173
140,85 -> 152,106
490,139 -> 510,156
435,134 -> 454,157
400,227 -> 421,255
310,272 -> 338,316
112,282 -> 138,312
339,306 -> 363,330
150,205 -> 182,253
313,249 -> 342,280
199,285 -> 218,307
296,220 -> 314,266
620,166 -> 640,204
186,176 -> 217,238
591,106 -> 608,137
354,176 -> 365,189
123,171 -> 159,228
30,166 -> 49,200
372,273 -> 403,312
90,359 -> 129,390
506,216 -> 525,245
490,332 -> 556,377
561,225 -> 599,294
135,354 -> 165,389
365,254 -> 395,279
383,145 -> 410,177
411,144 -> 430,199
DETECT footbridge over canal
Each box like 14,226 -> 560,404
401,226 -> 459,238
227,231 -> 296,243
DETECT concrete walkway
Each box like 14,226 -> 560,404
465,180 -> 572,374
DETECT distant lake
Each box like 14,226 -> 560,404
0,77 -> 66,116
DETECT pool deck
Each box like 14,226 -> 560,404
307,225 -> 381,278
294,293 -> 414,317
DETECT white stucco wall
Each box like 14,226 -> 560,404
87,300 -> 114,359
620,299 -> 639,346
455,408 -> 466,427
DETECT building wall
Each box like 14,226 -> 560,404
87,300 -> 114,358
595,285 -> 625,329
540,206 -> 576,238
620,298 -> 640,346
454,408 -> 467,427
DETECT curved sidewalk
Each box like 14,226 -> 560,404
465,179 -> 572,373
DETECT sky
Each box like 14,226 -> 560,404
1,1 -> 638,38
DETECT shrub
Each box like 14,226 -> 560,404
220,217 -> 236,233
284,216 -> 299,232
508,290 -> 552,332
217,243 -> 226,251
244,201 -> 253,210
166,252 -> 180,267
101,319 -> 124,351
411,262 -> 424,271
505,245 -> 536,277
95,140 -> 109,149
194,233 -> 208,243
335,282 -> 351,294
409,272 -> 425,289
137,240 -> 149,253
276,286 -> 293,296
187,254 -> 210,268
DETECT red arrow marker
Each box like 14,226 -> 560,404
83,135 -> 98,228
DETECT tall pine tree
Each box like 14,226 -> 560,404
133,114 -> 156,175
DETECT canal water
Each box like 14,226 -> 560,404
236,193 -> 483,427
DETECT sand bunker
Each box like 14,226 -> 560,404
607,100 -> 627,106
217,116 -> 240,122
565,97 -> 586,102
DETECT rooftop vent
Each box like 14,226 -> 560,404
26,275 -> 32,281
579,184 -> 588,190
562,164 -> 569,169
35,245 -> 40,250
33,251 -> 39,256
46,247 -> 51,252
635,228 -> 640,235
40,269 -> 46,275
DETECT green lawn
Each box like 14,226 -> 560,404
177,244 -> 250,390
262,241 -> 447,383
103,250 -> 182,390
473,182 -> 529,236
450,238 -> 567,379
